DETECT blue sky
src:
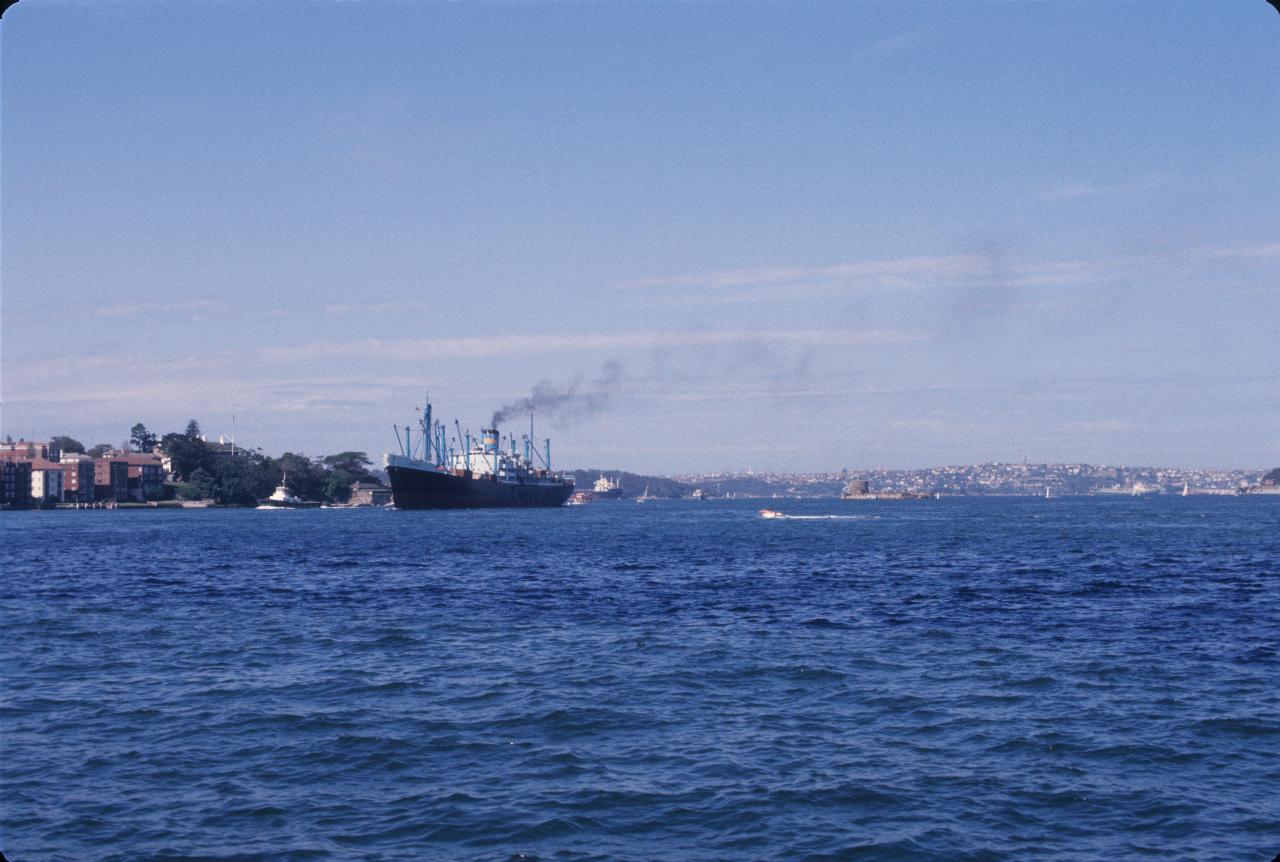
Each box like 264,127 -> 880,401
2,0 -> 1277,472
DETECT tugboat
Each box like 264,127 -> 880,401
384,396 -> 574,509
257,475 -> 322,509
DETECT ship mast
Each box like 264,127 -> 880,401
422,395 -> 432,465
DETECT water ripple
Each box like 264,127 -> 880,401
2,497 -> 1277,861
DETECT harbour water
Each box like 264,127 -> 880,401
2,498 -> 1277,861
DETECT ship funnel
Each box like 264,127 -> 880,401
481,428 -> 499,455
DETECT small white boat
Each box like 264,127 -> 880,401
257,476 -> 322,509
759,508 -> 785,519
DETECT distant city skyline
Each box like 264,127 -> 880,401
3,1 -> 1277,473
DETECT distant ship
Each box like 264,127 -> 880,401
1094,482 -> 1162,496
841,480 -> 874,499
592,474 -> 624,499
841,479 -> 930,500
384,397 -> 574,509
636,484 -> 656,503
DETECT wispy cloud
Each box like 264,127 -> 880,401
616,242 -> 1280,306
1,326 -> 924,419
1062,420 -> 1139,434
618,255 -> 988,292
888,417 -> 1004,436
1039,171 -> 1174,202
256,327 -> 926,363
1199,242 -> 1280,259
618,253 -> 1145,296
93,299 -> 218,319
320,299 -> 432,315
2,372 -> 409,415
1041,183 -> 1103,201
2,351 -> 230,386
4,297 -> 222,325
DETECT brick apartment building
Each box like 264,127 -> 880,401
93,460 -> 131,502
59,453 -> 97,503
0,439 -> 54,461
1,461 -> 33,507
92,453 -> 165,502
30,461 -> 66,503
0,440 -> 171,505
115,453 -> 166,500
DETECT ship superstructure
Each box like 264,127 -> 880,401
841,479 -> 930,501
384,396 -> 574,509
592,474 -> 623,498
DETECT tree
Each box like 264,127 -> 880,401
86,443 -> 112,458
322,451 -> 376,482
255,456 -> 284,497
185,419 -> 201,439
188,467 -> 218,500
278,452 -> 327,501
159,432 -> 212,481
130,423 -> 157,453
51,436 -> 86,454
319,452 -> 377,502
324,470 -> 358,502
209,457 -> 264,506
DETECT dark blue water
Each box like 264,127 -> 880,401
3,498 -> 1278,861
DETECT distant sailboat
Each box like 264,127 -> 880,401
1182,482 -> 1190,497
1044,486 -> 1053,499
636,484 -> 655,503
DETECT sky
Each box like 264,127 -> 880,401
2,0 -> 1277,473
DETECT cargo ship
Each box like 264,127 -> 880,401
840,479 -> 931,500
592,474 -> 624,499
384,397 -> 574,509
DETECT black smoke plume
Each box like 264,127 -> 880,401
491,361 -> 622,428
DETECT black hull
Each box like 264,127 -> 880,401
387,466 -> 573,509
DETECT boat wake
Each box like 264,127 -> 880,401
759,509 -> 873,521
